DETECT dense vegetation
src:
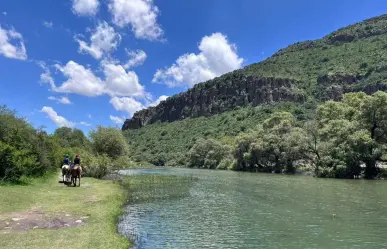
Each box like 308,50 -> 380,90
126,92 -> 387,179
0,106 -> 131,183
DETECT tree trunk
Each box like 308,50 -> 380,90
364,158 -> 377,179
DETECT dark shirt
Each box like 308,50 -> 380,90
63,158 -> 70,165
74,158 -> 80,165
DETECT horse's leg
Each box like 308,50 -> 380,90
78,173 -> 81,187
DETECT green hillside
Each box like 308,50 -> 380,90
125,14 -> 387,171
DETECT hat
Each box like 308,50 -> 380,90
65,154 -> 69,157
76,154 -> 79,158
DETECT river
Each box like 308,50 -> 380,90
118,168 -> 387,249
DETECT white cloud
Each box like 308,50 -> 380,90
39,63 -> 56,89
3,12 -> 7,16
110,96 -> 144,117
80,121 -> 91,126
110,94 -> 168,120
43,60 -> 146,98
41,106 -> 75,128
103,62 -> 145,97
0,25 -> 27,60
43,21 -> 53,28
55,61 -> 105,97
149,95 -> 168,107
72,0 -> 99,16
110,115 -> 125,124
153,33 -> 243,87
76,22 -> 121,59
48,96 -> 72,104
108,0 -> 163,40
88,114 -> 92,119
124,49 -> 147,69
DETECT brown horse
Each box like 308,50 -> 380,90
61,165 -> 70,183
70,165 -> 82,187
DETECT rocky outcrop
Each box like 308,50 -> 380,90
122,73 -> 306,130
317,72 -> 387,101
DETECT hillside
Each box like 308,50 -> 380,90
123,14 -> 387,167
123,14 -> 387,130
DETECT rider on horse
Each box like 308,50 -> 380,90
62,154 -> 71,168
74,154 -> 80,166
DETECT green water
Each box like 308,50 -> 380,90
118,168 -> 387,249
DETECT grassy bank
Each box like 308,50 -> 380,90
0,173 -> 130,249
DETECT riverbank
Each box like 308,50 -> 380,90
0,173 -> 131,249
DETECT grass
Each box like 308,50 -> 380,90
0,173 -> 130,249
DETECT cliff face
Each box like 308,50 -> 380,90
122,74 -> 306,130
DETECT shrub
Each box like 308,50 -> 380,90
90,126 -> 129,159
82,154 -> 113,179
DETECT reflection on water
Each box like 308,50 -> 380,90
118,168 -> 387,249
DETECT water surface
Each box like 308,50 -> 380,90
118,168 -> 387,249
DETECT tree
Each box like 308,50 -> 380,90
89,126 -> 129,159
316,91 -> 387,178
234,112 -> 307,173
54,127 -> 89,148
187,138 -> 231,169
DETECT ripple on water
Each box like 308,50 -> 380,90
118,168 -> 387,249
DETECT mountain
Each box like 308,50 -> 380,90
123,14 -> 387,130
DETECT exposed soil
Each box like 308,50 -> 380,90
0,207 -> 88,233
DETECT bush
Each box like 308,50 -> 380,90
0,142 -> 37,182
217,156 -> 234,170
90,126 -> 129,159
82,154 -> 113,179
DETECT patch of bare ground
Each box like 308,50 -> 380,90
0,207 -> 89,233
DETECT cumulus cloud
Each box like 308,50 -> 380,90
55,61 -> 105,96
108,0 -> 163,40
43,21 -> 53,28
72,0 -> 99,16
76,22 -> 121,59
110,115 -> 125,124
41,60 -> 146,98
103,62 -> 145,97
48,96 -> 72,104
2,12 -> 6,16
0,25 -> 27,60
124,49 -> 147,69
153,33 -> 243,87
41,106 -> 75,128
110,96 -> 144,117
110,94 -> 168,120
148,95 -> 168,107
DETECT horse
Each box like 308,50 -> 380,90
70,164 -> 82,187
61,164 -> 71,184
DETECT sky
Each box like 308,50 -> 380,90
0,0 -> 386,134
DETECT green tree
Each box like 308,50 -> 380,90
89,126 -> 129,159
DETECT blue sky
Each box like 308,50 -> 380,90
0,0 -> 386,134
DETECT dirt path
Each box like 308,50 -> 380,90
0,207 -> 88,233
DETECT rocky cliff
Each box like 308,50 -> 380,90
122,74 -> 305,130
